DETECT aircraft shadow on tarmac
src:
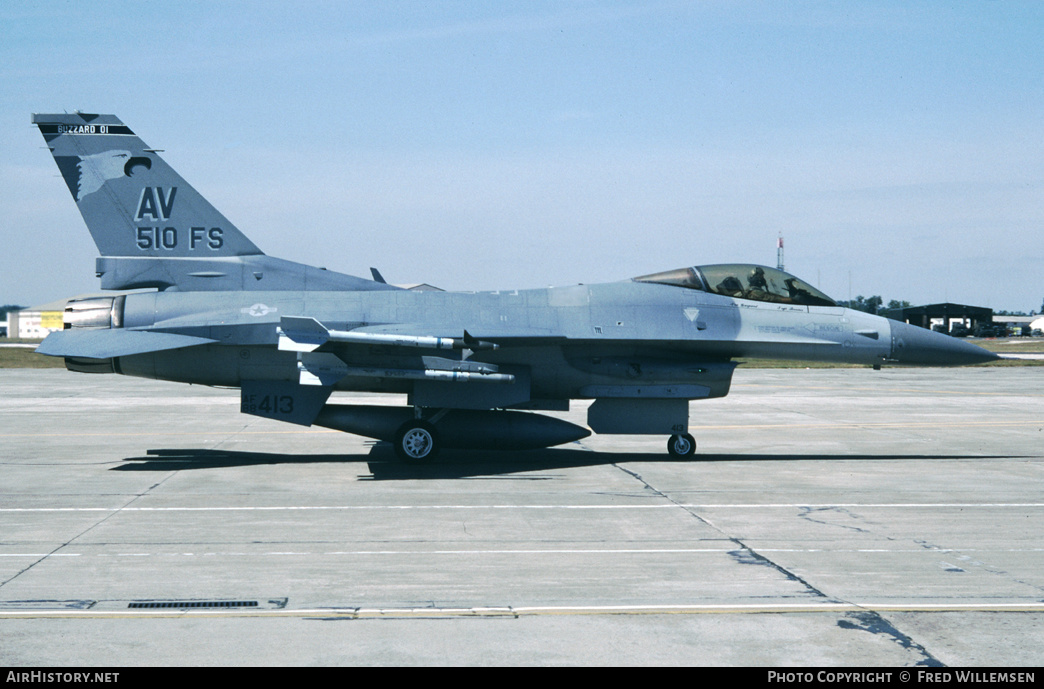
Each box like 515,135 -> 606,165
114,446 -> 1026,480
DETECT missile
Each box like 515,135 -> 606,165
278,316 -> 498,353
333,365 -> 513,384
295,351 -> 514,387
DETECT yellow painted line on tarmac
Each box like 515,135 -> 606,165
4,601 -> 1044,620
698,420 -> 1042,430
0,428 -> 339,438
733,383 -> 1044,397
4,502 -> 1044,514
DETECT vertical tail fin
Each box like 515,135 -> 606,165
34,113 -> 262,258
33,113 -> 394,292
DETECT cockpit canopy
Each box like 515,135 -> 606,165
634,264 -> 836,307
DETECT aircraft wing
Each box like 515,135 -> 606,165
276,316 -> 555,393
36,329 -> 218,359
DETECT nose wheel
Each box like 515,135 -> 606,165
667,433 -> 696,459
394,420 -> 440,463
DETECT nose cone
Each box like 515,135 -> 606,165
888,321 -> 999,366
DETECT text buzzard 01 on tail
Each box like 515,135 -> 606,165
33,113 -> 998,461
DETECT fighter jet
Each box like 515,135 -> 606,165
31,113 -> 998,461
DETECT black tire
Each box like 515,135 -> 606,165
393,420 -> 440,462
667,433 -> 696,459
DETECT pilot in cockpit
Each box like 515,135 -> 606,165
748,267 -> 768,290
746,267 -> 771,300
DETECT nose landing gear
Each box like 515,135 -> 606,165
667,433 -> 696,459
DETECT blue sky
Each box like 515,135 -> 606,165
2,1 -> 1042,310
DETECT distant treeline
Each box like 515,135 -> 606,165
838,296 -> 1039,317
836,296 -> 909,315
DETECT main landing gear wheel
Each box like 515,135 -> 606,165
393,420 -> 440,463
667,433 -> 696,459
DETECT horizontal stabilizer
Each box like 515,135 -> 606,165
36,329 -> 216,359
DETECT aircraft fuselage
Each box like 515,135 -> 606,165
83,281 -> 903,393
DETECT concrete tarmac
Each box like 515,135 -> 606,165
1,367 -> 1042,666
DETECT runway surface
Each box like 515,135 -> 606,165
1,367 -> 1042,666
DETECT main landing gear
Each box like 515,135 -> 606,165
393,420 -> 440,463
667,433 -> 696,459
391,409 -> 695,462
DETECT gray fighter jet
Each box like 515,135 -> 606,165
32,113 -> 998,461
